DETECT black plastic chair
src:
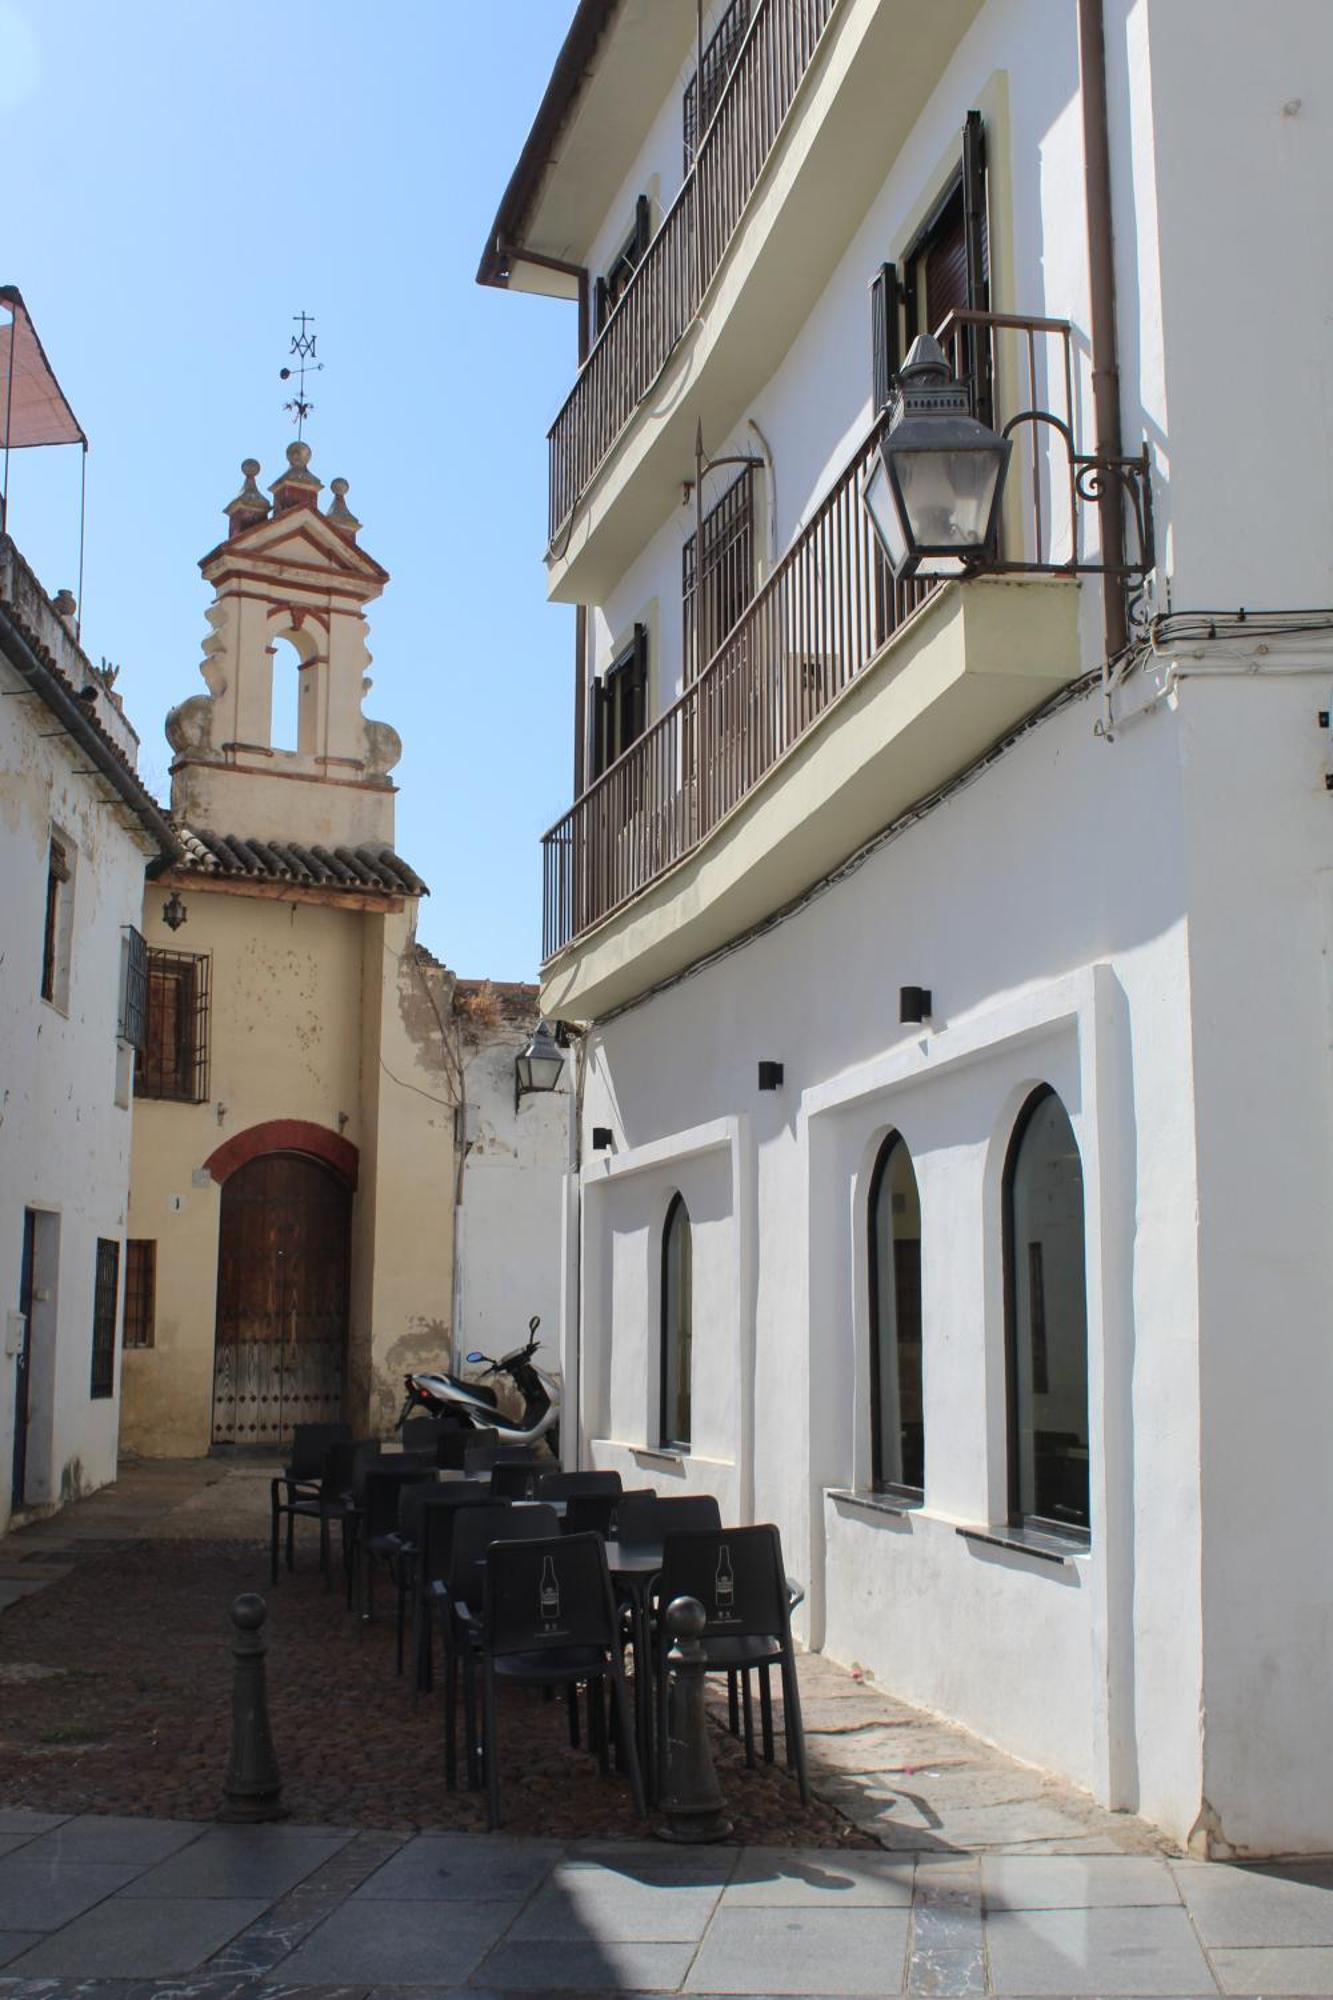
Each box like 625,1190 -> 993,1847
477,1532 -> 646,1829
355,1465 -> 434,1620
534,1470 -> 623,1503
436,1501 -> 555,1791
653,1524 -> 809,1802
490,1460 -> 539,1500
614,1492 -> 722,1547
272,1436 -> 378,1587
398,1482 -> 491,1685
269,1423 -> 352,1583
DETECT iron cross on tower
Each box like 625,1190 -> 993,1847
279,312 -> 323,439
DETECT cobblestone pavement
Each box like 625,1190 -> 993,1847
0,1459 -> 1169,1861
0,1807 -> 1328,1996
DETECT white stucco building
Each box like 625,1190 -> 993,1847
481,0 -> 1333,1856
0,533 -> 175,1532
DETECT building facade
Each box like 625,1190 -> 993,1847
119,445 -> 571,1456
483,0 -> 1333,1855
0,535 -> 175,1532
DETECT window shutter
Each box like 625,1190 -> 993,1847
593,276 -> 609,337
870,263 -> 899,413
962,110 -> 992,426
634,194 -> 651,260
629,623 -> 648,743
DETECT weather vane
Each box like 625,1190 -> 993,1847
279,311 -> 323,439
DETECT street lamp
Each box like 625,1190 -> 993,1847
863,334 -> 1010,579
514,1019 -> 565,1113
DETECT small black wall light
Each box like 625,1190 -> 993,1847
757,1061 -> 784,1091
899,985 -> 932,1025
590,1126 -> 613,1151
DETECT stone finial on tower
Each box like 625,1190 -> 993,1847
326,477 -> 361,542
225,459 -> 271,538
269,439 -> 323,514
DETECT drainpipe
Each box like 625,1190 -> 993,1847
1077,0 -> 1127,661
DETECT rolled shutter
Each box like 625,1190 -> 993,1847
870,263 -> 899,412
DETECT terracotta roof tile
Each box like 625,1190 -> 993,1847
174,825 -> 428,896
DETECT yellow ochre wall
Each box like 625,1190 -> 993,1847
121,881 -> 456,1457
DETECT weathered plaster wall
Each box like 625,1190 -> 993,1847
121,889 -> 455,1455
0,646 -> 153,1529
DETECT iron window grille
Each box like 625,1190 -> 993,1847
682,465 -> 755,684
683,0 -> 751,169
90,1237 -> 120,1399
122,1240 -> 156,1350
118,926 -> 148,1049
135,948 -> 211,1103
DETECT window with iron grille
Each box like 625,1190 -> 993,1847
122,1240 -> 156,1350
40,832 -> 71,1005
118,927 -> 148,1049
683,0 -> 751,169
682,466 -> 755,683
135,949 -> 211,1102
90,1237 -> 120,1399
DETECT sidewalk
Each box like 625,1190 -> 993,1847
0,1807 -> 1331,1995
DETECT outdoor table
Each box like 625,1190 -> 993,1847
603,1540 -> 664,1801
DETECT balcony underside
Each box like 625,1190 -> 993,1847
541,575 -> 1081,1022
546,0 -> 984,605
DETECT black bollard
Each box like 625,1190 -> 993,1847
656,1595 -> 732,1844
220,1593 -> 287,1822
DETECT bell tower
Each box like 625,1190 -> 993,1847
166,441 -> 403,848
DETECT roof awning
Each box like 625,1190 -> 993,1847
0,286 -> 86,449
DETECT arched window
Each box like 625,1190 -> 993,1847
867,1133 -> 923,1494
1003,1087 -> 1090,1539
660,1193 -> 692,1449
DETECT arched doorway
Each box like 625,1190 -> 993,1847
211,1152 -> 351,1446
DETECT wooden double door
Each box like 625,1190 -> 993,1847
211,1153 -> 350,1447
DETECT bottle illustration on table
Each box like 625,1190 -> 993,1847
715,1543 -> 735,1616
540,1553 -> 561,1626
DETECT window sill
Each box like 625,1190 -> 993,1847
827,1487 -> 921,1522
955,1524 -> 1088,1567
634,1445 -> 689,1467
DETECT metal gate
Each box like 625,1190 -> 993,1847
211,1153 -> 350,1447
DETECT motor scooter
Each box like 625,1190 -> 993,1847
398,1315 -> 559,1452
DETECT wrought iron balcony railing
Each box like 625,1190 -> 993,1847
546,0 -> 837,545
541,312 -> 1153,963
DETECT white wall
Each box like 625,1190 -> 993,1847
0,649 -> 152,1529
456,1026 -> 571,1394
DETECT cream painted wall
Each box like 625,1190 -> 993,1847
121,886 -> 456,1455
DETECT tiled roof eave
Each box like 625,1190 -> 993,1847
170,824 -> 429,898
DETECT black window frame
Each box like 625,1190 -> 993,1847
1002,1085 -> 1091,1546
595,194 -> 652,335
40,833 -> 70,1004
659,1192 -> 693,1451
592,624 -> 649,780
90,1237 -> 120,1399
135,948 -> 211,1103
867,1131 -> 925,1500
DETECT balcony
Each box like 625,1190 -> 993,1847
543,0 -> 985,601
540,312 -> 1152,1018
547,0 -> 836,549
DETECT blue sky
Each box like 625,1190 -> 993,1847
1,0 -> 576,979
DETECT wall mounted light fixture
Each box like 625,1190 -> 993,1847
900,986 -> 932,1025
515,1019 -> 565,1113
757,1061 -> 784,1091
162,889 -> 188,933
591,1126 -> 613,1151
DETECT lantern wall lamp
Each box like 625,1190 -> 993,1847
514,1019 -> 566,1113
863,334 -> 1011,580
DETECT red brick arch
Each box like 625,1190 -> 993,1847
203,1119 -> 358,1191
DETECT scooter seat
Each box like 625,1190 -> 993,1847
442,1372 -> 499,1409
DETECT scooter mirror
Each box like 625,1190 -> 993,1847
465,1352 -> 485,1364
